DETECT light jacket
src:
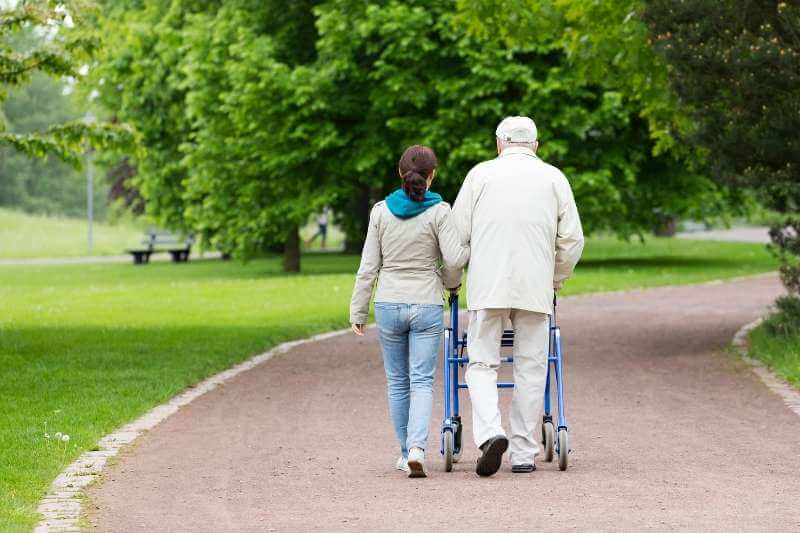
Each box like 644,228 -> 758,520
349,200 -> 469,324
450,146 -> 584,314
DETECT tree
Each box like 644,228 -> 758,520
644,1 -> 800,295
315,0 -> 730,246
0,71 -> 86,215
178,0 -> 332,271
0,1 -> 131,168
89,0 -> 327,270
87,0 -> 205,234
91,0 -> 738,269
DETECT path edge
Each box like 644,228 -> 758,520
34,326 -> 353,532
732,318 -> 800,420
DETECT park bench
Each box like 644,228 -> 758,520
127,230 -> 194,264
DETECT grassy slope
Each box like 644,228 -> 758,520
748,326 -> 800,387
0,208 -> 343,258
0,208 -> 145,258
0,237 -> 776,530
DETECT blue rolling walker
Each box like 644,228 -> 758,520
440,293 -> 569,471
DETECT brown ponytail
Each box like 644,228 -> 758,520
399,145 -> 437,202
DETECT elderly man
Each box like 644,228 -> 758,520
450,116 -> 584,477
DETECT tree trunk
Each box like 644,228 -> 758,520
653,215 -> 677,237
344,187 -> 373,253
283,225 -> 301,272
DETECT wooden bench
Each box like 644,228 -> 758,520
127,230 -> 194,264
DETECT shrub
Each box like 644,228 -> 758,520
763,295 -> 800,337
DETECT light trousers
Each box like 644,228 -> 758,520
374,302 -> 443,457
465,308 -> 549,465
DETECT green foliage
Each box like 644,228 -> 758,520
178,1 -> 336,257
749,320 -> 800,388
762,295 -> 800,337
87,1 -> 199,230
0,69 -> 90,216
455,0 -> 682,152
0,1 -> 132,165
645,1 -> 800,296
645,1 -> 799,197
91,0 -> 738,262
90,0 -> 329,263
317,0 -> 730,244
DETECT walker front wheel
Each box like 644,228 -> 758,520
542,421 -> 555,462
557,429 -> 569,471
443,431 -> 454,472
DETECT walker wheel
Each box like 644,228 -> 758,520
443,430 -> 454,472
557,429 -> 569,471
542,421 -> 555,462
453,421 -> 462,463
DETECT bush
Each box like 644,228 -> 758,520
763,295 -> 800,337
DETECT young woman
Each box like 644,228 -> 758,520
349,145 -> 469,478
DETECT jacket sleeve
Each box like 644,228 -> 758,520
436,205 -> 470,288
349,205 -> 382,324
554,175 -> 585,285
450,168 -> 476,246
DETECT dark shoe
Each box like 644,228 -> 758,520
511,463 -> 536,473
476,435 -> 508,477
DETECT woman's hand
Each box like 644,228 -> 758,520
351,323 -> 365,336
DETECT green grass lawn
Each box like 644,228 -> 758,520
0,208 -> 344,258
0,237 -> 776,531
0,208 -> 145,258
748,325 -> 800,388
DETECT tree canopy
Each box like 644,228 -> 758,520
89,0 -> 739,270
0,1 -> 131,166
645,1 -> 800,294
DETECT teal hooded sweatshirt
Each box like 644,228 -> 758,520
384,189 -> 443,219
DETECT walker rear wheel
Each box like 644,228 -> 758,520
443,431 -> 454,472
542,421 -> 555,462
557,429 -> 569,471
453,420 -> 462,463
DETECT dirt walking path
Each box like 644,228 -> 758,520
675,226 -> 770,243
88,275 -> 800,531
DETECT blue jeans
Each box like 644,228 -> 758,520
374,302 -> 443,457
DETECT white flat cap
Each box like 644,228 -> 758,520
495,116 -> 538,143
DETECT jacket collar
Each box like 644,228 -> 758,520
499,146 -> 538,158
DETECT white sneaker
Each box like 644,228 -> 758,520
395,456 -> 410,473
407,447 -> 427,478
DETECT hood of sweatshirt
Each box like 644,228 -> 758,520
384,189 -> 443,219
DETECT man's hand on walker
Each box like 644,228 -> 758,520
553,280 -> 563,290
351,323 -> 365,336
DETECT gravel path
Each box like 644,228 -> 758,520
676,226 -> 770,243
88,275 -> 800,531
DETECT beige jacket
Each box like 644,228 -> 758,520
450,146 -> 584,314
349,201 -> 469,324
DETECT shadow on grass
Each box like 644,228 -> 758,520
578,255 -> 742,269
2,253 -> 363,287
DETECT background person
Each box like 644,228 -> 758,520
306,207 -> 330,249
349,145 -> 469,478
450,116 -> 584,477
